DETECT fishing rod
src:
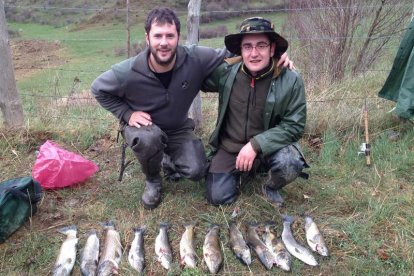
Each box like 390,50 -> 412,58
363,98 -> 371,166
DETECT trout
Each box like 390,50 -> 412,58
155,222 -> 173,270
80,229 -> 100,276
304,215 -> 329,256
262,222 -> 291,271
246,222 -> 274,270
97,221 -> 123,276
128,226 -> 146,273
180,221 -> 198,268
203,224 -> 223,274
229,221 -> 251,266
52,225 -> 78,276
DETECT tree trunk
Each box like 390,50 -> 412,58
186,0 -> 202,131
0,0 -> 24,129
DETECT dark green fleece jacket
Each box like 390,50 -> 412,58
202,57 -> 307,157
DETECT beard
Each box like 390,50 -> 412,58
148,43 -> 177,67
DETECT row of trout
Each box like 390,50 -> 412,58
52,215 -> 328,275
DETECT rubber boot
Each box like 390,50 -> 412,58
262,182 -> 284,207
162,153 -> 181,182
142,175 -> 162,209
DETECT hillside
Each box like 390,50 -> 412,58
4,0 -> 284,27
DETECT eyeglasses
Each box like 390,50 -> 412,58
241,42 -> 270,53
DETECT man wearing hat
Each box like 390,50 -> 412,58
202,17 -> 309,206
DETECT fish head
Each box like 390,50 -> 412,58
240,251 -> 252,266
97,260 -> 119,275
184,255 -> 197,268
317,244 -> 329,256
277,261 -> 291,272
161,258 -> 171,270
275,252 -> 291,271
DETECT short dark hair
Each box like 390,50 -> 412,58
145,7 -> 181,36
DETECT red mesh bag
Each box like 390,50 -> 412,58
32,140 -> 99,189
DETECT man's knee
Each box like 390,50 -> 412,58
267,145 -> 307,189
205,173 -> 239,205
123,125 -> 166,157
172,139 -> 208,181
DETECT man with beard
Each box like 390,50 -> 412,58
91,8 -> 292,209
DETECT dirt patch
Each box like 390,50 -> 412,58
10,40 -> 66,81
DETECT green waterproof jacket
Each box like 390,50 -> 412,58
202,57 -> 307,157
378,19 -> 414,119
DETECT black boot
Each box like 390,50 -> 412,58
139,152 -> 164,210
162,153 -> 181,182
142,175 -> 162,209
262,183 -> 284,207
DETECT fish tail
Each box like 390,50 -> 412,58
209,223 -> 220,229
101,220 -> 116,229
263,220 -> 276,231
246,221 -> 259,229
281,214 -> 295,224
58,225 -> 77,235
86,229 -> 97,236
159,222 -> 170,229
183,221 -> 196,228
133,225 -> 146,234
264,220 -> 276,227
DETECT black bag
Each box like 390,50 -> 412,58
0,177 -> 43,243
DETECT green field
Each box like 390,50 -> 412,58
1,4 -> 414,276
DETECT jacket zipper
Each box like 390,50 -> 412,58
245,78 -> 255,141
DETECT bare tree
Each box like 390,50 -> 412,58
286,0 -> 411,84
0,0 -> 24,128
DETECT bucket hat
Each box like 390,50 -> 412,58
225,17 -> 288,56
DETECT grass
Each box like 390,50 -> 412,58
1,8 -> 414,276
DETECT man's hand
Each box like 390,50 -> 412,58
277,52 -> 294,70
236,142 -> 257,172
128,111 -> 152,128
